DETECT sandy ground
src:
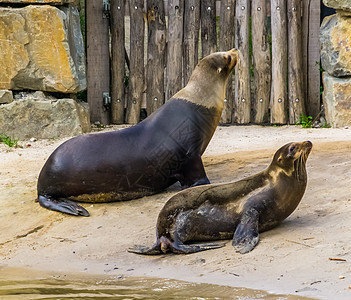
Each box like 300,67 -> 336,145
1,125 -> 351,299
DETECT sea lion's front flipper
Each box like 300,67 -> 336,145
232,208 -> 259,254
37,195 -> 90,217
179,155 -> 210,189
171,241 -> 226,254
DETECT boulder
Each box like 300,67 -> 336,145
323,0 -> 351,13
0,90 -> 13,104
0,5 -> 86,93
13,91 -> 53,101
322,72 -> 351,128
320,14 -> 351,77
0,98 -> 91,139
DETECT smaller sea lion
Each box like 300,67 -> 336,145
128,141 -> 312,255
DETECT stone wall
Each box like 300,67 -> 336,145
0,0 -> 90,140
321,0 -> 351,127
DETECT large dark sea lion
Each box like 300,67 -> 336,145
36,49 -> 239,217
129,141 -> 312,255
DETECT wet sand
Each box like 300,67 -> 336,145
0,266 -> 312,299
1,125 -> 351,299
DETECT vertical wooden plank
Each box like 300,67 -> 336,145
287,0 -> 305,124
166,0 -> 184,100
146,1 -> 166,116
183,0 -> 200,85
234,0 -> 251,124
200,0 -> 217,57
110,0 -> 125,124
219,0 -> 235,124
126,0 -> 145,124
251,0 -> 271,124
86,0 -> 110,124
270,0 -> 288,124
307,0 -> 321,119
301,0 -> 309,107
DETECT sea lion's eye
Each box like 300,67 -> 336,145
223,55 -> 231,65
290,146 -> 296,152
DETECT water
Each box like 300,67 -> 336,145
0,267 -> 312,299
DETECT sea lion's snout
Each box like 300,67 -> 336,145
304,140 -> 313,149
227,48 -> 239,55
225,48 -> 240,70
302,141 -> 313,157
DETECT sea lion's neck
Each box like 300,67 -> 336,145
267,162 -> 307,186
173,79 -> 226,113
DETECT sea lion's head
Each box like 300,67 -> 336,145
196,48 -> 239,79
270,141 -> 312,181
176,49 -> 240,110
189,49 -> 239,83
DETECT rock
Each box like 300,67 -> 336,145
319,116 -> 327,128
322,72 -> 351,128
323,0 -> 351,13
0,99 -> 91,139
13,91 -> 56,101
0,90 -> 13,104
337,10 -> 351,17
0,5 -> 86,93
320,14 -> 351,77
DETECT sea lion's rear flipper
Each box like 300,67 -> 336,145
179,155 -> 210,189
128,243 -> 162,255
232,208 -> 259,254
37,195 -> 90,217
171,241 -> 226,254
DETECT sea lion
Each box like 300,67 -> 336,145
128,141 -> 312,255
36,49 -> 240,217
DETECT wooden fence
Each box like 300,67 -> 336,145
86,0 -> 321,125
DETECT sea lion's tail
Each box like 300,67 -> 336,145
37,195 -> 90,217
